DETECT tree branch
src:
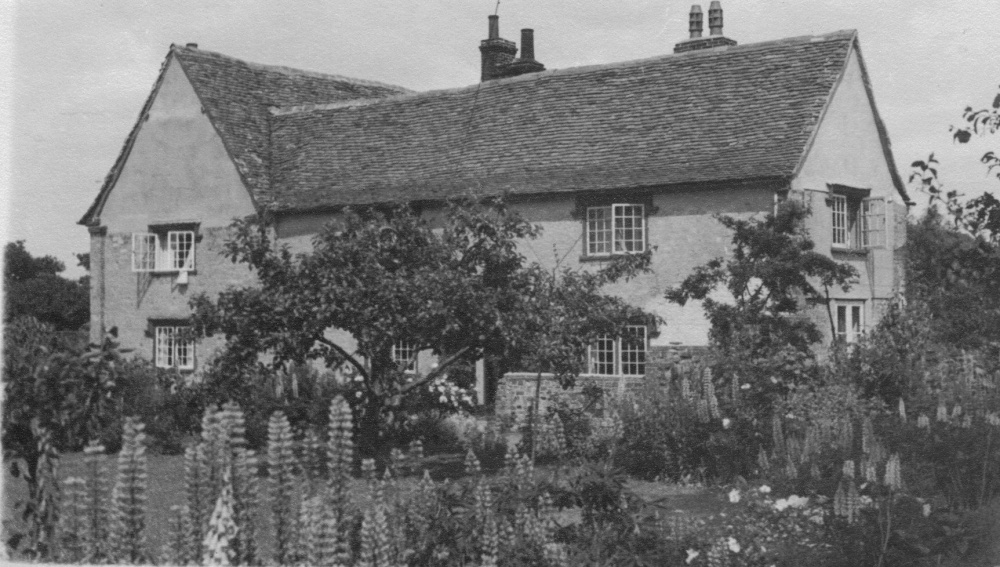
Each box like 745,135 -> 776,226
317,336 -> 370,382
398,345 -> 474,395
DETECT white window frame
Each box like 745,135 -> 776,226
392,340 -> 418,373
833,301 -> 865,343
167,230 -> 196,271
155,325 -> 195,370
587,325 -> 647,376
586,204 -> 646,256
131,233 -> 159,272
131,230 -> 196,272
861,198 -> 886,248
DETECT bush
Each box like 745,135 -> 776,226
613,365 -> 757,482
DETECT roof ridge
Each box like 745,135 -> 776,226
270,29 -> 858,118
171,44 -> 411,93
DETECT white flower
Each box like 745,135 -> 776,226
439,395 -> 447,403
786,495 -> 809,508
685,549 -> 700,564
859,495 -> 873,507
728,489 -> 741,503
722,418 -> 732,429
741,383 -> 751,390
355,391 -> 362,398
727,537 -> 741,553
922,503 -> 931,517
758,485 -> 771,494
809,514 -> 824,525
773,498 -> 789,512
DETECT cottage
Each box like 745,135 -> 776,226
80,5 -> 910,401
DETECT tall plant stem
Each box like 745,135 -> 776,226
981,427 -> 993,506
876,493 -> 892,567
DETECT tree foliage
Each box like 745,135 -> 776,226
191,199 -> 654,456
952,85 -> 1000,181
2,316 -> 127,556
665,201 -> 857,398
4,240 -> 89,330
906,87 -> 1000,348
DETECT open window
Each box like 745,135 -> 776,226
829,186 -> 885,249
131,222 -> 198,274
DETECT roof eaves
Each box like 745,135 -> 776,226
78,47 -> 174,226
267,175 -> 793,216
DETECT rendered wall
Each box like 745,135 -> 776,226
93,54 -> 256,365
792,48 -> 906,339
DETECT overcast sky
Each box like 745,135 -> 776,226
1,0 -> 998,278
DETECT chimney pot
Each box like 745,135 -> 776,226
520,28 -> 536,60
488,14 -> 499,39
708,1 -> 724,36
186,42 -> 198,49
689,5 -> 703,39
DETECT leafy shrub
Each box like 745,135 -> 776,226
613,365 -> 757,481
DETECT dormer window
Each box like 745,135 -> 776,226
131,222 -> 198,273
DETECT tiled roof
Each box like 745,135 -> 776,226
80,45 -> 410,224
266,29 -> 905,211
175,47 -> 411,208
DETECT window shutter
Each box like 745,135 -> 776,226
132,233 -> 158,272
862,198 -> 886,247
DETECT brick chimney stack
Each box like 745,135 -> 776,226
480,15 -> 517,81
479,16 -> 545,81
674,2 -> 737,53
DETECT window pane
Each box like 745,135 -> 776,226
589,335 -> 615,375
155,325 -> 194,369
851,306 -> 862,340
862,198 -> 886,248
169,231 -> 195,270
587,207 -> 612,255
621,326 -> 646,376
132,233 -> 157,272
392,340 -> 417,372
613,204 -> 645,253
831,195 -> 847,246
836,306 -> 847,340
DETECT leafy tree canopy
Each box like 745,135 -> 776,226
4,241 -> 89,331
192,199 -> 656,453
665,201 -> 857,400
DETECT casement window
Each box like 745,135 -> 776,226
392,340 -> 418,373
587,325 -> 647,376
131,230 -> 196,272
154,325 -> 195,370
834,301 -> 865,343
586,204 -> 646,256
831,194 -> 885,249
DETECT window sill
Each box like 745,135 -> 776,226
831,247 -> 869,257
580,373 -> 646,378
133,269 -> 198,276
578,253 -> 645,263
